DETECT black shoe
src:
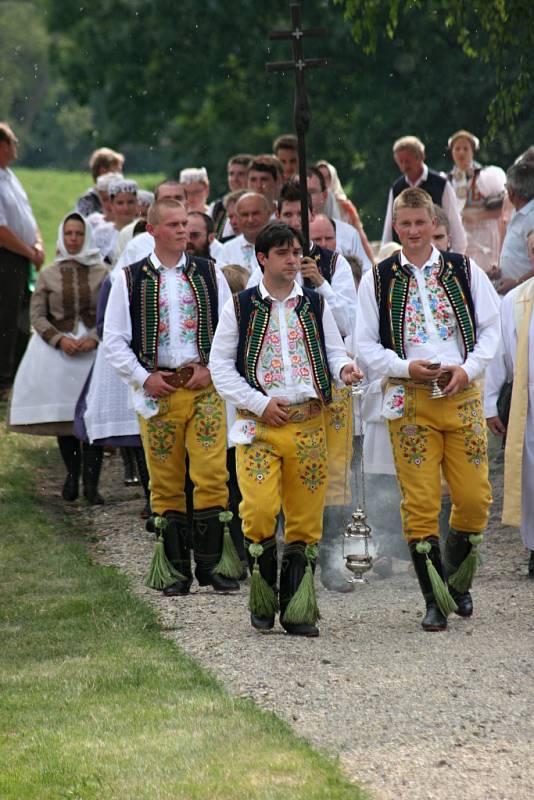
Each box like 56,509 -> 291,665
193,506 -> 242,589
528,550 -> 534,579
140,501 -> 152,520
82,445 -> 104,505
146,515 -> 156,534
422,601 -> 447,631
162,577 -> 193,596
121,447 -> 140,485
279,541 -> 320,635
450,586 -> 473,617
282,621 -> 319,637
84,488 -> 105,505
251,613 -> 275,631
62,475 -> 79,502
209,572 -> 240,593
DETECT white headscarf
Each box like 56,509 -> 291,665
55,212 -> 103,267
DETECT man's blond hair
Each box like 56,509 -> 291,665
392,135 -> 425,159
147,198 -> 185,226
392,188 -> 435,223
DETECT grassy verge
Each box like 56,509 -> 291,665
0,412 -> 366,800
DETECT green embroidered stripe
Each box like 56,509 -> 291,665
388,275 -> 409,359
186,266 -> 213,366
441,272 -> 475,355
297,299 -> 331,403
141,271 -> 159,369
245,299 -> 270,392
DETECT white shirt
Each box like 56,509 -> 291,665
219,233 -> 259,274
499,198 -> 534,280
334,218 -> 372,272
210,237 -> 225,262
209,280 -> 351,417
483,284 -> 522,417
0,167 -> 37,245
356,244 -> 500,383
104,250 -> 231,389
114,231 -> 154,271
245,243 -> 358,339
381,164 -> 467,254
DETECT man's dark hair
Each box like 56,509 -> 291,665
247,155 -> 283,182
273,134 -> 298,154
277,180 -> 312,214
307,165 -> 326,193
255,221 -> 303,261
188,211 -> 214,235
227,153 -> 253,169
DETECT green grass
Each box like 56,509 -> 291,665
16,168 -> 164,262
0,412 -> 366,800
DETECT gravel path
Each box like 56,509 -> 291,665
54,450 -> 534,800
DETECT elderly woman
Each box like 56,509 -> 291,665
9,212 -> 108,503
447,129 -> 506,273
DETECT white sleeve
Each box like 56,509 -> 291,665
103,271 -> 150,388
209,297 -> 271,417
484,291 -> 515,417
442,181 -> 467,254
215,264 -> 232,317
355,270 -> 411,379
461,263 -> 501,381
246,265 -> 262,289
322,299 -> 352,380
381,189 -> 394,245
315,253 -> 358,338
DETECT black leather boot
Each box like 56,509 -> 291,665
193,507 -> 240,593
162,511 -> 193,596
121,447 -> 139,485
529,550 -> 534,579
319,506 -> 354,593
279,541 -> 320,637
444,529 -> 476,617
57,436 -> 81,501
245,536 -> 278,630
82,444 -> 104,505
409,537 -> 448,631
133,446 -> 151,518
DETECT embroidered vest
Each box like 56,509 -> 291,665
391,169 -> 447,243
123,254 -> 219,371
306,243 -> 338,288
234,286 -> 332,405
373,251 -> 477,360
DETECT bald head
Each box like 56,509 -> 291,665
236,192 -> 272,243
309,214 -> 336,250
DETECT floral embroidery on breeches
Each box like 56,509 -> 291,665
456,397 -> 487,467
294,426 -> 327,492
396,423 -> 429,467
146,418 -> 177,461
193,389 -> 224,449
327,385 -> 349,432
242,442 -> 275,482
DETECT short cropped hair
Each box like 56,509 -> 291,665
227,153 -> 253,170
277,180 -> 312,214
255,221 -> 304,260
147,198 -> 185,226
433,204 -> 450,232
273,133 -> 298,153
247,155 -> 284,182
392,136 -> 425,159
507,158 -> 534,201
223,188 -> 248,208
89,147 -> 125,181
188,211 -> 214,235
154,179 -> 184,200
392,187 -> 434,223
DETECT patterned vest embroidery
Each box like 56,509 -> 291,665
234,287 -> 332,405
374,252 -> 476,359
308,243 -> 338,287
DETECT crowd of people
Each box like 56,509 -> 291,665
1,120 -> 533,638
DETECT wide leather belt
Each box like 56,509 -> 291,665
394,372 -> 452,391
162,365 -> 195,388
238,398 -> 322,423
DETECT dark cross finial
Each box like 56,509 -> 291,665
266,2 -> 328,255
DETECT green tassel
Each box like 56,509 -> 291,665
282,545 -> 320,626
416,541 -> 458,617
144,535 -> 186,590
248,542 -> 279,618
213,510 -> 243,579
448,534 -> 484,593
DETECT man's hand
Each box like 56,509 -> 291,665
76,337 -> 98,353
408,359 -> 444,382
184,364 -> 212,390
299,256 -> 324,287
340,362 -> 363,385
58,337 -> 80,356
143,371 -> 177,397
497,277 -> 517,295
260,397 -> 290,427
442,365 -> 469,396
486,415 -> 507,437
32,245 -> 45,270
487,264 -> 501,282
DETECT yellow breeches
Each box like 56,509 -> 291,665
387,383 -> 492,542
236,414 -> 328,545
138,384 -> 228,516
323,384 -> 353,506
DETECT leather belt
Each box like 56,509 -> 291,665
162,365 -> 195,388
238,398 -> 322,423
395,372 -> 452,391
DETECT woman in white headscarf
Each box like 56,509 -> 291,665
9,212 -> 108,504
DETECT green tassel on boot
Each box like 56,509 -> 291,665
213,510 -> 243,580
248,543 -> 279,618
282,544 -> 321,626
144,517 -> 186,590
448,533 -> 484,593
416,541 -> 457,617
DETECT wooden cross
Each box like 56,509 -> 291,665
266,2 -> 328,254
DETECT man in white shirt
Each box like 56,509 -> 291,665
497,157 -> 534,293
210,221 -> 361,637
357,187 -> 499,632
0,122 -> 44,393
381,135 -> 466,254
219,192 -> 271,274
104,198 -> 241,596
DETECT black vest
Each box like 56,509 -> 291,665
307,242 -> 338,288
391,169 -> 447,243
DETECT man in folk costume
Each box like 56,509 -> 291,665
210,221 -> 361,637
357,188 -> 500,631
104,198 -> 241,596
485,264 -> 534,577
246,181 -> 359,592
